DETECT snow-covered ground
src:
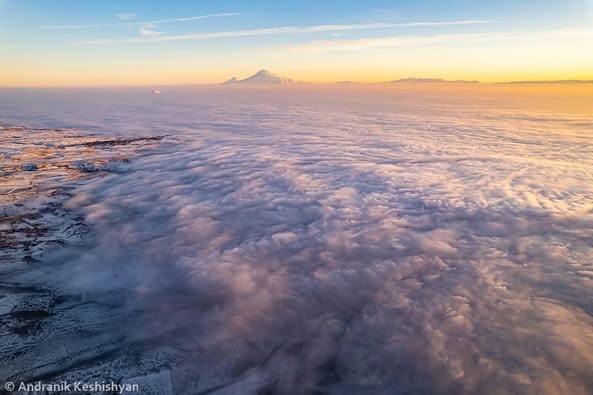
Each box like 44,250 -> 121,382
1,85 -> 592,394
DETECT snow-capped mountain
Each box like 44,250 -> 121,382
222,77 -> 238,85
223,70 -> 293,84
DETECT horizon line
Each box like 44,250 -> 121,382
3,78 -> 593,89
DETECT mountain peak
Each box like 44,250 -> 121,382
222,70 -> 293,84
222,77 -> 238,85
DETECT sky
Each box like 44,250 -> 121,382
1,0 -> 593,86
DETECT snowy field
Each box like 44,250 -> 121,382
1,85 -> 593,394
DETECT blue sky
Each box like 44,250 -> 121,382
1,0 -> 593,85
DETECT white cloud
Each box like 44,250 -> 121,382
285,27 -> 593,52
115,12 -> 136,21
77,20 -> 492,44
43,12 -> 242,29
138,25 -> 162,38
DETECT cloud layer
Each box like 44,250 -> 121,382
2,86 -> 593,394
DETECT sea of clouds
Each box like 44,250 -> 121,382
1,86 -> 593,394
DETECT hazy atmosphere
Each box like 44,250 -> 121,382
1,1 -> 593,395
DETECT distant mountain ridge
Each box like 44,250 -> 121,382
223,70 -> 293,84
501,80 -> 593,84
220,73 -> 593,85
390,78 -> 480,84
